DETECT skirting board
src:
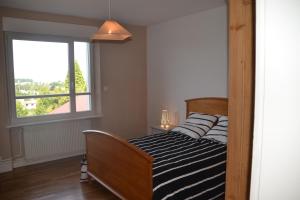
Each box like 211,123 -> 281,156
0,150 -> 85,173
13,150 -> 85,168
0,159 -> 13,173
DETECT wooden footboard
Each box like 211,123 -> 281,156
83,130 -> 153,200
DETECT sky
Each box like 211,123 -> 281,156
13,40 -> 90,85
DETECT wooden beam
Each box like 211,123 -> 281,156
226,0 -> 255,200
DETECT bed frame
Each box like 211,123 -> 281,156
83,97 -> 228,200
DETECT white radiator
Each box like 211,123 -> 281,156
23,120 -> 90,162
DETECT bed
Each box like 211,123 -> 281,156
83,97 -> 228,200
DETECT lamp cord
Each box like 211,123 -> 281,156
108,0 -> 111,19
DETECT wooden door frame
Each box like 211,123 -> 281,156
226,0 -> 255,200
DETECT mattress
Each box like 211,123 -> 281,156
129,132 -> 227,200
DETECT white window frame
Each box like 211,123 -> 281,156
5,32 -> 98,127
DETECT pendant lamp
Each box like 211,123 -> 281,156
91,0 -> 132,41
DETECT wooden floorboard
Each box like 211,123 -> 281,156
0,156 -> 120,200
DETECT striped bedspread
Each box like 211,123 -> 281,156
129,132 -> 227,200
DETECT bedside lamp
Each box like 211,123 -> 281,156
161,110 -> 170,129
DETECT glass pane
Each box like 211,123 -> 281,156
74,41 -> 91,93
76,95 -> 91,112
16,96 -> 70,118
13,40 -> 69,96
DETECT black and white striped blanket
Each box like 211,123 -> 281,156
129,132 -> 227,200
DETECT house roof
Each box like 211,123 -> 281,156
50,95 -> 90,114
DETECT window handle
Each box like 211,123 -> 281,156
70,82 -> 75,91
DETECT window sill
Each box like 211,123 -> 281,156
7,114 -> 102,128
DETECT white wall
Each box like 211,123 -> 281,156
147,6 -> 228,127
251,0 -> 300,200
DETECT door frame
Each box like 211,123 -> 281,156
226,0 -> 255,199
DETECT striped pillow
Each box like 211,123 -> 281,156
186,112 -> 218,127
171,113 -> 218,139
202,116 -> 228,144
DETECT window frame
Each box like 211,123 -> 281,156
5,31 -> 97,126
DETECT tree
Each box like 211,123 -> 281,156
35,97 -> 62,115
65,61 -> 87,93
16,101 -> 29,117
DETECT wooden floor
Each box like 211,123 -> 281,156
0,156 -> 119,200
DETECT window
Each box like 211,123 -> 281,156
6,32 -> 96,126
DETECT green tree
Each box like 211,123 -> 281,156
65,61 -> 87,93
16,101 -> 29,117
35,97 -> 64,115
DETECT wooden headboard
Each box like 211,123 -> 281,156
185,97 -> 228,117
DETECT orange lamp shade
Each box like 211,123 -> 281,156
91,20 -> 132,41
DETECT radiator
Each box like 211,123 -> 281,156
23,120 -> 90,162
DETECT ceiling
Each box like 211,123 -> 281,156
0,0 -> 226,26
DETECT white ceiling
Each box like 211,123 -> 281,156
0,0 -> 226,26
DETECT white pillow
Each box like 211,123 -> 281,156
171,113 -> 218,139
202,116 -> 228,144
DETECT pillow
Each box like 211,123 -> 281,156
171,113 -> 218,139
202,116 -> 228,144
216,115 -> 228,126
186,112 -> 218,127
